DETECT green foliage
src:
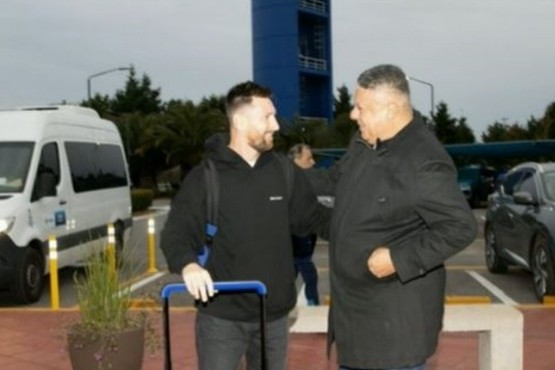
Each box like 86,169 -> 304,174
482,120 -> 532,142
330,112 -> 357,146
67,247 -> 158,370
333,84 -> 353,118
78,68 -> 555,183
541,102 -> 555,138
73,250 -> 133,333
146,100 -> 227,173
131,188 -> 154,212
432,101 -> 475,144
112,67 -> 162,115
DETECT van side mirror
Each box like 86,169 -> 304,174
513,191 -> 537,206
32,172 -> 57,201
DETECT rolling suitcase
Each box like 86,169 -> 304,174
161,281 -> 268,370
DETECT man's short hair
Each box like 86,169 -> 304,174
288,143 -> 311,160
357,64 -> 410,96
225,81 -> 272,117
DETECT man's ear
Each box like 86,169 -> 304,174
232,112 -> 249,131
385,101 -> 400,121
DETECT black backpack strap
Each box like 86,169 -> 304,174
272,152 -> 294,202
198,158 -> 218,266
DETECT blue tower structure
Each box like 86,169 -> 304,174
251,0 -> 333,126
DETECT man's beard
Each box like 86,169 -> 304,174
249,133 -> 274,153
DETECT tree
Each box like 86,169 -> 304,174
482,122 -> 509,142
541,102 -> 555,138
111,112 -> 166,187
198,94 -> 226,115
482,121 -> 530,142
333,84 -> 352,118
432,101 -> 475,144
455,117 -> 476,143
526,116 -> 542,139
81,94 -> 112,116
111,67 -> 162,115
146,100 -> 227,176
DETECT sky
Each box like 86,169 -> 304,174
2,0 -> 554,138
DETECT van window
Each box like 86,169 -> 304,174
37,142 -> 60,184
0,142 -> 34,193
65,142 -> 128,193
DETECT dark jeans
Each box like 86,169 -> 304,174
339,364 -> 425,370
196,312 -> 288,370
294,255 -> 319,305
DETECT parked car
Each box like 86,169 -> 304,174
457,164 -> 496,208
484,162 -> 555,302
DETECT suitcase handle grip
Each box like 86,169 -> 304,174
160,280 -> 267,299
162,280 -> 268,370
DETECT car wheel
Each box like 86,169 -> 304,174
531,234 -> 555,303
485,226 -> 508,273
10,247 -> 45,304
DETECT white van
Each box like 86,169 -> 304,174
0,105 -> 132,304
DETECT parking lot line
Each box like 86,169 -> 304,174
126,271 -> 167,293
466,270 -> 518,305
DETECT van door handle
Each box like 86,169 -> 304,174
59,200 -> 67,205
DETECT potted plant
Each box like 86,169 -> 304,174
66,246 -> 156,370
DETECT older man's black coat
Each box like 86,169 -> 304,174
311,112 -> 477,368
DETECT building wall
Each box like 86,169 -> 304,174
252,0 -> 333,125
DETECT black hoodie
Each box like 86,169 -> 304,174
160,133 -> 326,321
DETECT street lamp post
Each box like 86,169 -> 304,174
407,76 -> 435,117
87,66 -> 131,100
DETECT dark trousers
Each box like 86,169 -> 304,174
196,312 -> 288,370
294,256 -> 319,305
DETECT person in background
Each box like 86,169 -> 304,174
160,81 -> 327,370
288,143 -> 319,306
307,64 -> 477,370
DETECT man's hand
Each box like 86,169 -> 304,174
367,247 -> 396,278
181,263 -> 215,302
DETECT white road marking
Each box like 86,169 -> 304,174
126,271 -> 167,293
466,270 -> 518,306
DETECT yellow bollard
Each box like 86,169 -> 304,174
48,235 -> 60,310
107,223 -> 116,278
147,218 -> 158,273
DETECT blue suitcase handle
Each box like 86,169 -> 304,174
161,281 -> 268,370
161,280 -> 267,299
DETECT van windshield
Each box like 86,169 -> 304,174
0,142 -> 34,193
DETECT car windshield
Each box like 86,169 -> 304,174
0,142 -> 34,193
541,170 -> 555,201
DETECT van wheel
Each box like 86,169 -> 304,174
10,247 -> 44,304
531,234 -> 555,303
485,226 -> 508,273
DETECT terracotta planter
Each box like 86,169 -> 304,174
67,325 -> 144,370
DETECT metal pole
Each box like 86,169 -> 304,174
48,235 -> 60,310
86,66 -> 131,100
147,218 -> 158,273
407,76 -> 435,117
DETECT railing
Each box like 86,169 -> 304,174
298,116 -> 329,125
299,0 -> 326,14
298,55 -> 327,71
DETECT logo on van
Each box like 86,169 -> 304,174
55,210 -> 66,226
